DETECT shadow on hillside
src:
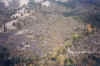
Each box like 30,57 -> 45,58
0,45 -> 10,66
0,32 -> 16,66
62,0 -> 100,28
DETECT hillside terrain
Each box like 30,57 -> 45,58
0,0 -> 100,66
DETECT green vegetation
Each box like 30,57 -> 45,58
72,33 -> 81,40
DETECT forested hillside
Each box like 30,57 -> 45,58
0,0 -> 100,66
